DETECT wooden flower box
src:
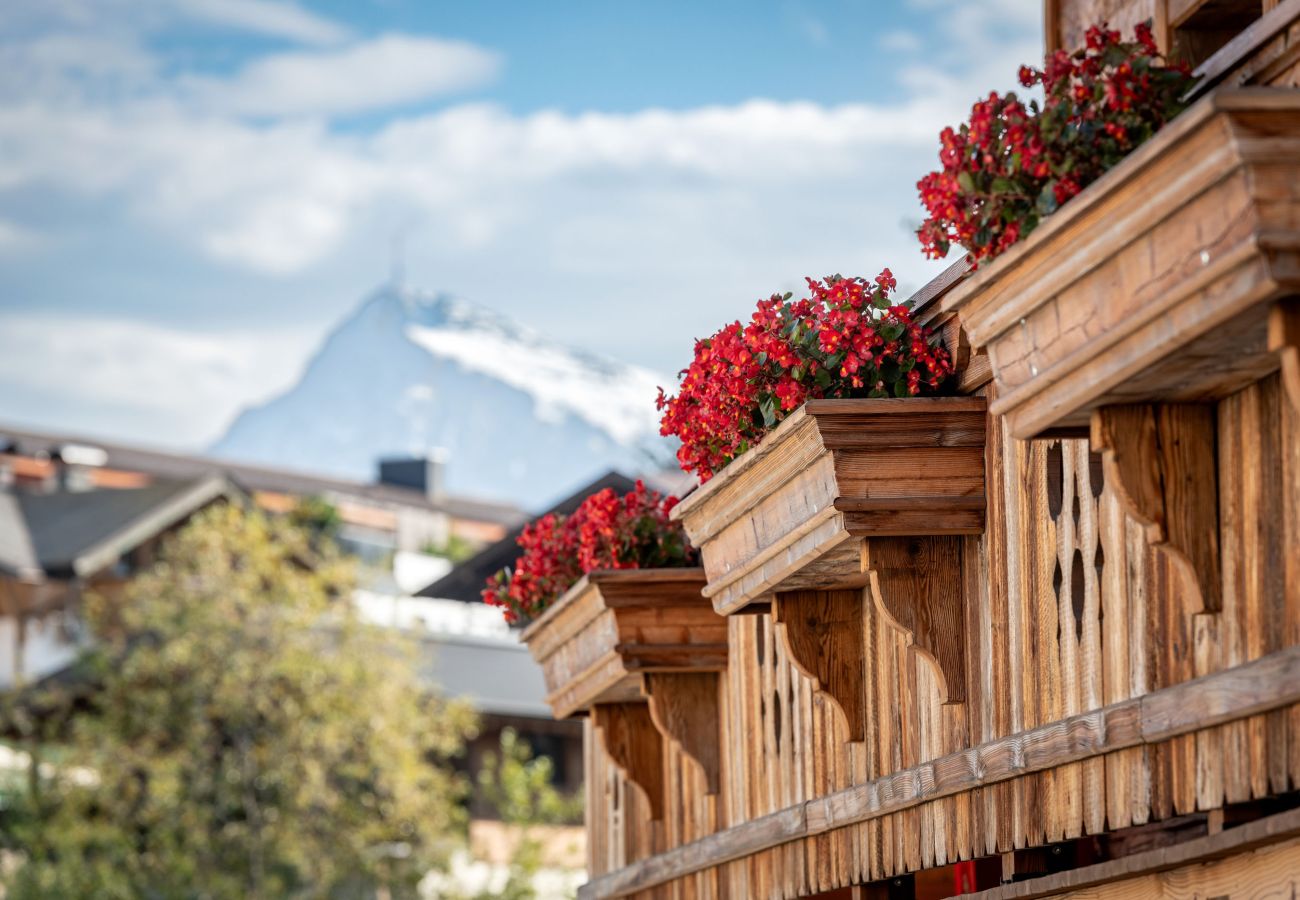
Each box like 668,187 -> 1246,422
518,568 -> 726,720
939,88 -> 1300,440
670,397 -> 987,616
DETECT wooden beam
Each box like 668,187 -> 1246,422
592,703 -> 665,822
1269,298 -> 1300,415
864,536 -> 967,704
644,672 -> 722,795
772,589 -> 866,740
967,806 -> 1300,900
1187,0 -> 1300,99
1091,404 -> 1221,613
577,643 -> 1300,898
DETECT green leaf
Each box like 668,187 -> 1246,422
956,171 -> 975,193
760,397 -> 777,428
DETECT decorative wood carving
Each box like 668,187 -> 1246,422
593,702 -> 665,821
1269,298 -> 1300,415
863,536 -> 967,704
771,589 -> 866,740
644,672 -> 722,795
940,89 -> 1300,439
1091,404 -> 1222,613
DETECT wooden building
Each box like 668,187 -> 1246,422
522,2 -> 1300,898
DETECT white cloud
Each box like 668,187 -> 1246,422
175,0 -> 349,45
0,314 -> 317,444
880,30 -> 922,52
185,34 -> 502,118
3,0 -> 349,46
0,0 -> 1044,445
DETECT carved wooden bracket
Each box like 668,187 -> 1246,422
1270,298 -> 1300,416
863,536 -> 967,705
771,589 -> 866,741
593,702 -> 665,821
1091,404 -> 1221,613
644,672 -> 721,795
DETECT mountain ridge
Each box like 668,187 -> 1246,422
210,285 -> 674,509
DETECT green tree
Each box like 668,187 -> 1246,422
2,504 -> 477,900
467,728 -> 584,900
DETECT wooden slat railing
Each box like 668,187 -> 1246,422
579,643 -> 1300,898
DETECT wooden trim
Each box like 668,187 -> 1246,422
578,643 -> 1300,898
967,806 -> 1300,900
1187,0 -> 1300,99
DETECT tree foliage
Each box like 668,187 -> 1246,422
2,503 -> 477,899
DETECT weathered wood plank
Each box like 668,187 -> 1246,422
579,645 -> 1300,898
967,808 -> 1300,900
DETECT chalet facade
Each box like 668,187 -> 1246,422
518,4 -> 1300,898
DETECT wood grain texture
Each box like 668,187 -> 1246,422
579,644 -> 1300,897
672,398 -> 987,615
864,536 -> 968,704
967,806 -> 1300,900
772,589 -> 868,740
1269,297 -> 1300,414
645,672 -> 722,796
1091,404 -> 1221,613
594,703 -> 667,823
519,569 -> 727,719
939,89 -> 1300,439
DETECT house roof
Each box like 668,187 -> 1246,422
0,491 -> 41,581
416,631 -> 553,718
3,476 -> 234,580
0,423 -> 526,527
417,470 -> 639,602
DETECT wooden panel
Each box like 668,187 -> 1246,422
519,570 -> 726,719
672,398 -> 987,615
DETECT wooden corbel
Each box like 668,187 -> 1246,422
1091,404 -> 1221,613
863,536 -> 967,705
1269,298 -> 1300,416
644,672 -> 721,795
771,588 -> 866,741
592,703 -> 665,820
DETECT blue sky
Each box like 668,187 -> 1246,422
0,0 -> 1041,449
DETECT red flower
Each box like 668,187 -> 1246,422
482,481 -> 696,624
916,20 -> 1196,263
658,272 -> 955,481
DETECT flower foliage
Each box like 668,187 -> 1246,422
483,481 -> 696,624
917,21 -> 1196,263
657,271 -> 954,481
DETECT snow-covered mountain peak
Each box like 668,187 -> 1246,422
211,284 -> 675,507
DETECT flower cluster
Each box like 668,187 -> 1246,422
917,21 -> 1196,263
657,271 -> 954,481
482,481 -> 696,624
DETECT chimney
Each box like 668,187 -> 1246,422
377,450 -> 448,503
